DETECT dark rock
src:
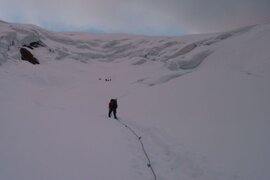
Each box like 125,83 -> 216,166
20,48 -> 40,65
22,40 -> 45,50
30,41 -> 44,48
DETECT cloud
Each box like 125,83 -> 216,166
174,0 -> 270,33
0,0 -> 270,35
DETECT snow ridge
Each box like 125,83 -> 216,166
0,20 -> 257,81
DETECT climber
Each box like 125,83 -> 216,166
108,99 -> 118,119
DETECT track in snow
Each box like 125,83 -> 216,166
114,118 -> 157,180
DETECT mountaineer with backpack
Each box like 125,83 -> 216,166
108,99 -> 118,119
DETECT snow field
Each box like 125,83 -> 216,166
1,21 -> 270,180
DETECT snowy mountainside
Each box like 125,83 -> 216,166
1,20 -> 261,83
1,20 -> 270,180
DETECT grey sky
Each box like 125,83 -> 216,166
0,0 -> 269,35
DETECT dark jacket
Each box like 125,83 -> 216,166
109,99 -> 118,110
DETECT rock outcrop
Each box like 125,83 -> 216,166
20,48 -> 40,65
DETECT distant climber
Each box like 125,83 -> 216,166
108,99 -> 118,119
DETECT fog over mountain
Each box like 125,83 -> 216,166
1,0 -> 270,34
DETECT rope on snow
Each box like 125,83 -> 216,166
115,119 -> 157,180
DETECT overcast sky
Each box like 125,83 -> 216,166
0,0 -> 270,35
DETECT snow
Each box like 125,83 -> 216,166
1,21 -> 270,180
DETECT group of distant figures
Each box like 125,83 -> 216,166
99,78 -> 112,82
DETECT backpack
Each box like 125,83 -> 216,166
109,99 -> 118,109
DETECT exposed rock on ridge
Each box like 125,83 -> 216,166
20,48 -> 40,65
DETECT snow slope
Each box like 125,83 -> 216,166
1,20 -> 270,180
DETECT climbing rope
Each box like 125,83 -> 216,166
115,119 -> 157,180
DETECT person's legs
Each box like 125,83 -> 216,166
113,109 -> 117,119
108,109 -> 112,117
